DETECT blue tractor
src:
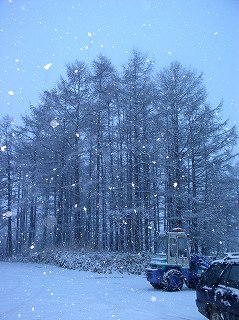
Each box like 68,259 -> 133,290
146,228 -> 213,291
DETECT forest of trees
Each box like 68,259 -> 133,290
1,50 -> 239,257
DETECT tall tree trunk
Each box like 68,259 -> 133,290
6,143 -> 13,256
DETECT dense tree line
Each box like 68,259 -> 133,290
0,51 -> 238,257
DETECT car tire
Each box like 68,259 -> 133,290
162,269 -> 184,292
210,307 -> 224,320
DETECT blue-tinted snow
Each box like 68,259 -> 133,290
0,262 -> 204,320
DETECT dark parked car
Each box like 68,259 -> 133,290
196,253 -> 239,320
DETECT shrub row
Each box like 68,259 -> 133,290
2,249 -> 151,275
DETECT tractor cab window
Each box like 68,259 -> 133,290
178,236 -> 188,257
156,235 -> 167,255
170,238 -> 177,257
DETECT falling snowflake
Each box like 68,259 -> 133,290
44,63 -> 52,70
8,90 -> 14,96
5,211 -> 12,217
50,119 -> 59,128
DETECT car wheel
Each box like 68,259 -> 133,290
162,269 -> 184,292
210,307 -> 224,320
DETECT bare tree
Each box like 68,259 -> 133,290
154,62 -> 238,253
119,50 -> 155,251
0,116 -> 15,256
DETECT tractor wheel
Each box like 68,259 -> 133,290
210,307 -> 224,320
162,269 -> 184,292
152,283 -> 163,289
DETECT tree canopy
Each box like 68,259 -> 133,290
0,51 -> 238,257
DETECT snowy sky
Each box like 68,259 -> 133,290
0,0 -> 239,126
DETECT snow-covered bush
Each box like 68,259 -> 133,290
2,249 -> 151,275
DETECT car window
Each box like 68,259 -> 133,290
226,265 -> 239,289
218,265 -> 231,286
203,263 -> 228,286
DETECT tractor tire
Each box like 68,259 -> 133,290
162,269 -> 184,292
152,283 -> 163,289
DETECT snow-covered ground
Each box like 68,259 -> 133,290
0,262 -> 205,320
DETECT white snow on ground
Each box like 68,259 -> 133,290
0,262 -> 205,320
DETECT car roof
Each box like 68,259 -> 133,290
212,253 -> 239,265
224,252 -> 239,259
